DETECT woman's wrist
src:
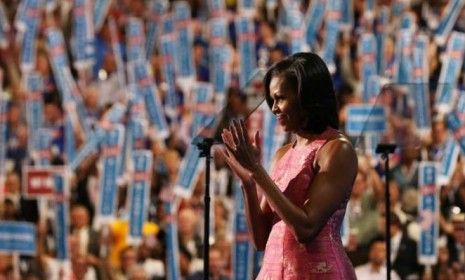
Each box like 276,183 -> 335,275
250,164 -> 266,182
241,181 -> 256,191
241,172 -> 256,188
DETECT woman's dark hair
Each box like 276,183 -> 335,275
263,52 -> 339,134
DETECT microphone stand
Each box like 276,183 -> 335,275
193,67 -> 266,280
196,138 -> 214,280
376,143 -> 396,280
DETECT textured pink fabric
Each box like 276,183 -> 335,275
256,128 -> 356,280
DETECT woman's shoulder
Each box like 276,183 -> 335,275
316,133 -> 357,170
322,129 -> 354,150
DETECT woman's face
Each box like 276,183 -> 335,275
269,76 -> 304,132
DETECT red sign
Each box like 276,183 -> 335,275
22,166 -> 66,199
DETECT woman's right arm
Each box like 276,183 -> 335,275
243,144 -> 290,250
241,182 -> 272,250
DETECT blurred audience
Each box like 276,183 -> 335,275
0,0 -> 464,278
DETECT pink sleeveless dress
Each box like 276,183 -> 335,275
256,128 -> 356,280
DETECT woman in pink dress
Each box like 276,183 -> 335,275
219,52 -> 357,279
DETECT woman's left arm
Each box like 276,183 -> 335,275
226,120 -> 358,244
250,139 -> 358,243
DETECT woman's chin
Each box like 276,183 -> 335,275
278,119 -> 288,128
280,124 -> 291,132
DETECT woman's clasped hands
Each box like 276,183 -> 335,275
217,119 -> 262,188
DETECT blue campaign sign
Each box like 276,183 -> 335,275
208,0 -> 225,16
174,146 -> 202,198
191,82 -> 214,136
164,201 -> 181,280
235,16 -> 256,89
304,0 -> 326,48
345,105 -> 386,136
46,28 -> 70,70
145,1 -> 168,59
418,162 -> 439,265
0,222 -> 36,255
174,1 -> 195,78
25,72 -> 44,145
98,125 -> 125,219
160,34 -> 179,118
72,0 -> 95,68
129,118 -> 148,150
93,0 -> 111,31
128,150 -> 152,242
126,17 -> 145,63
232,181 -> 253,280
359,33 -> 377,103
446,111 -> 465,155
130,60 -> 169,138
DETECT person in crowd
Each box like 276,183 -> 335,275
1,197 -> 19,221
377,212 -> 421,280
186,245 -> 231,280
211,149 -> 233,197
114,246 -> 138,280
4,171 -> 21,199
69,204 -> 101,266
355,237 -> 400,280
193,38 -> 210,82
0,254 -> 13,279
388,180 -> 420,242
6,101 -> 28,173
42,92 -> 65,158
447,213 -> 465,271
391,136 -> 421,190
38,233 -> 97,280
136,240 -> 165,280
109,218 -> 159,269
213,198 -> 230,238
346,160 -> 383,266
127,265 -> 149,280
429,237 -> 455,280
256,20 -> 288,66
428,113 -> 448,161
178,206 -> 203,274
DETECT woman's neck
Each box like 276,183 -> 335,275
293,130 -> 323,148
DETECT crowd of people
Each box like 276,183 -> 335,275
0,0 -> 464,279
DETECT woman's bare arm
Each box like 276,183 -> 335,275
239,144 -> 290,250
250,139 -> 357,243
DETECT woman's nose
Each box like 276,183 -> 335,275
271,102 -> 279,114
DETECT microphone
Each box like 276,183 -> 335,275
192,68 -> 267,146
